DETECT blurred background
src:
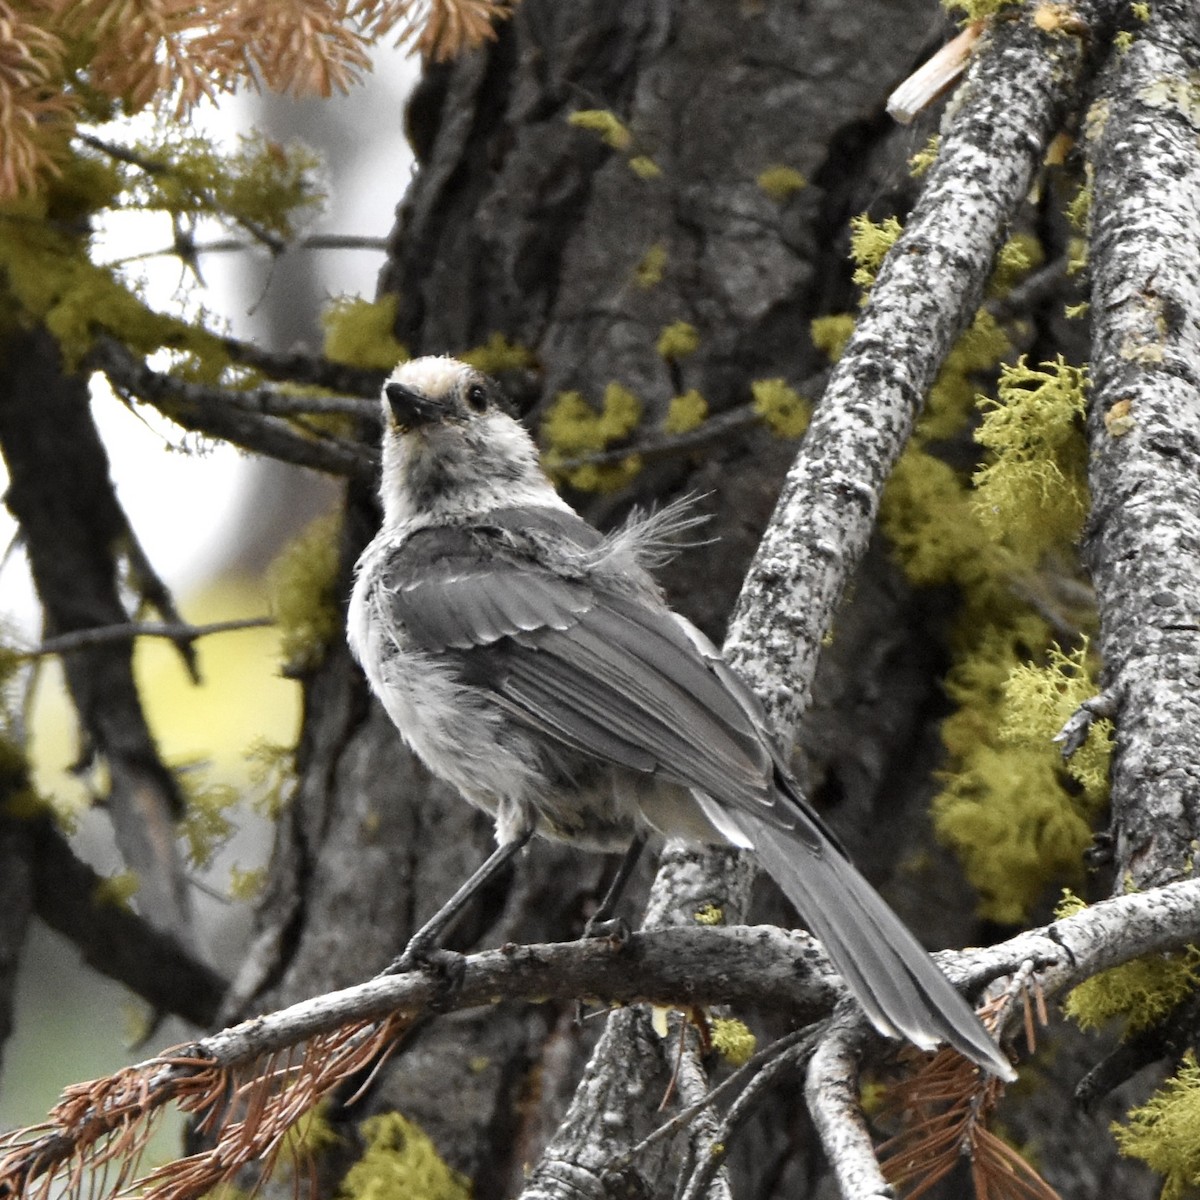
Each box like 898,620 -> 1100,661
0,44 -> 419,1128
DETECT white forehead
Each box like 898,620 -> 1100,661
387,356 -> 469,397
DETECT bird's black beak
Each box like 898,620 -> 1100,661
385,382 -> 447,430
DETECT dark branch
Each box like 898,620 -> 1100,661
28,812 -> 227,1027
87,337 -> 379,479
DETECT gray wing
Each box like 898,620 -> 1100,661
382,515 -> 794,830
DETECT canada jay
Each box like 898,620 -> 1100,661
348,355 -> 1013,1080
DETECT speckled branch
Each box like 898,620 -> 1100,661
805,1009 -> 888,1200
722,4 -> 1098,737
1082,0 -> 1200,890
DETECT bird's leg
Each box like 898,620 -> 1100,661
383,830 -> 533,976
582,831 -> 647,942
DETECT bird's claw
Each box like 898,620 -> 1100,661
581,914 -> 632,946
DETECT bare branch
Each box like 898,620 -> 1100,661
107,233 -> 389,268
7,878 -> 1200,1200
0,328 -> 194,946
28,813 -> 227,1026
22,618 -> 274,659
215,334 -> 386,396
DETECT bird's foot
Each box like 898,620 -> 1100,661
581,914 -> 633,946
383,938 -> 467,1009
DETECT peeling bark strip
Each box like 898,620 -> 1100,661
1083,0 -> 1200,890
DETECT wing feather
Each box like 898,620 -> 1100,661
382,517 -> 788,824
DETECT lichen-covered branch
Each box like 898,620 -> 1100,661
805,1009 -> 889,1200
1082,0 -> 1200,889
723,4 -> 1099,739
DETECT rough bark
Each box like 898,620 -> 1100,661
1083,0 -> 1200,890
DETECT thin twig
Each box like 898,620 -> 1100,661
22,617 -> 274,659
677,1028 -> 819,1200
108,234 -> 390,267
613,1026 -> 816,1170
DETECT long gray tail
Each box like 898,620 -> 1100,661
742,815 -> 1014,1080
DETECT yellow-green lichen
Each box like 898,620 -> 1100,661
247,737 -> 296,821
941,0 -> 1020,18
460,332 -> 536,375
710,1017 -> 756,1067
931,618 -> 1101,924
756,165 -> 807,202
1067,945 -> 1200,1037
1000,640 -> 1111,800
93,870 -> 140,909
920,308 -> 1013,441
567,109 -> 632,151
879,448 -> 1005,590
810,313 -> 856,363
339,1112 -> 470,1200
881,446 -> 1101,922
120,131 -> 324,242
1130,1 -> 1149,18
283,1100 -> 341,1160
267,511 -> 343,675
635,243 -> 667,288
849,214 -> 903,295
1113,29 -> 1135,53
972,356 -> 1089,569
656,321 -> 700,361
751,378 -> 810,439
629,155 -> 661,180
693,903 -> 723,926
322,294 -> 407,371
1114,1052 -> 1200,1199
987,232 -> 1045,300
0,638 -> 37,822
228,865 -> 267,901
1066,178 -> 1092,231
663,389 -> 707,435
541,383 -> 643,492
178,770 -> 239,869
908,134 -> 941,180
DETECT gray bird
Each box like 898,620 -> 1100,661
348,355 -> 1014,1080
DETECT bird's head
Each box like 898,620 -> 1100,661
377,356 -> 564,528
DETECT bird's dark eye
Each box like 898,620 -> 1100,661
466,383 -> 488,412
